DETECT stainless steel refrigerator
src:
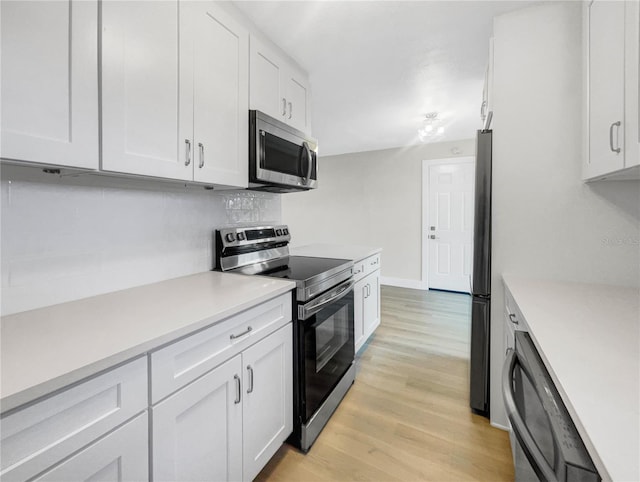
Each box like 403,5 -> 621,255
470,126 -> 492,417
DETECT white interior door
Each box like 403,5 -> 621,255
425,160 -> 475,292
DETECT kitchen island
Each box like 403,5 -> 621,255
502,275 -> 639,482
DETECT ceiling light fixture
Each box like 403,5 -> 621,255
418,112 -> 445,142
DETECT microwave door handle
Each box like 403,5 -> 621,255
302,141 -> 313,186
502,349 -> 558,482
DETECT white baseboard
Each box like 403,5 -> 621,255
490,421 -> 510,432
380,276 -> 427,290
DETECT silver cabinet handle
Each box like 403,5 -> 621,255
353,268 -> 362,275
370,259 -> 378,266
247,365 -> 254,393
508,313 -> 519,325
609,121 -> 621,153
282,98 -> 287,116
429,234 -> 438,240
198,142 -> 204,168
185,139 -> 191,166
288,101 -> 293,119
234,375 -> 241,404
230,326 -> 252,340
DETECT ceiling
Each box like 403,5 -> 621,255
234,1 -> 538,157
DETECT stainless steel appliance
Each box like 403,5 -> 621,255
503,331 -> 600,482
249,110 -> 318,193
215,225 -> 355,452
470,119 -> 492,416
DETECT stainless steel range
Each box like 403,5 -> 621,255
215,225 -> 355,452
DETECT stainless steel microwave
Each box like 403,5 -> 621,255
249,110 -> 318,193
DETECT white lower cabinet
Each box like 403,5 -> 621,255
152,355 -> 243,482
151,322 -> 293,482
0,358 -> 148,482
34,413 -> 149,482
354,254 -> 382,353
242,323 -> 293,482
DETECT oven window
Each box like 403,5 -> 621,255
513,356 -> 555,472
303,291 -> 354,421
315,313 -> 349,372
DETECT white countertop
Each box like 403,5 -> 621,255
291,243 -> 382,262
0,271 -> 295,413
503,275 -> 640,482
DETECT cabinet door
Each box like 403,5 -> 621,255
249,37 -> 286,121
363,271 -> 381,340
242,324 -> 293,482
152,355 -> 243,482
101,0 -> 192,180
191,2 -> 248,187
354,278 -> 366,352
587,0 -> 625,177
0,0 -> 98,169
33,414 -> 148,482
624,0 -> 640,169
284,69 -> 311,133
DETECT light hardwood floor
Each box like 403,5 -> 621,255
256,286 -> 514,481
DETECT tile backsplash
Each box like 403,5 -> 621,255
0,172 -> 281,315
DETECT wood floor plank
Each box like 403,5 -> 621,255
255,286 -> 514,481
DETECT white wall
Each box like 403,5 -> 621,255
0,166 -> 281,315
490,2 -> 640,427
281,140 -> 475,287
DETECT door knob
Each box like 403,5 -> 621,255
429,235 -> 438,240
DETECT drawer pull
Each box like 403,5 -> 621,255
234,375 -> 241,404
508,313 -> 519,325
370,260 -> 378,265
230,326 -> 252,340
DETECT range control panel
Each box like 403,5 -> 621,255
217,224 -> 291,248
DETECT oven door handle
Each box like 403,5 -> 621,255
502,348 -> 558,482
298,279 -> 355,320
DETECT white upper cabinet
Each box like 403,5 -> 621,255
191,2 -> 249,186
102,1 -> 248,187
0,0 -> 99,169
101,1 -> 189,180
584,0 -> 640,180
250,36 -> 311,133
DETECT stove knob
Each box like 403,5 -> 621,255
237,232 -> 245,241
283,228 -> 289,235
275,229 -> 283,236
225,233 -> 235,243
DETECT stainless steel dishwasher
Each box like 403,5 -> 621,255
502,331 -> 600,482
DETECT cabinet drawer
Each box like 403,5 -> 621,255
352,261 -> 366,282
33,412 -> 148,482
504,286 -> 528,332
0,357 -> 147,481
151,292 -> 292,403
363,254 -> 381,276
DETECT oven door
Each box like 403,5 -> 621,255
298,279 -> 354,422
502,332 -> 600,482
